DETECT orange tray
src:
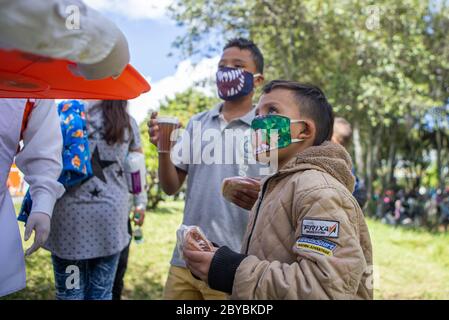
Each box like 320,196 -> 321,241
0,49 -> 150,99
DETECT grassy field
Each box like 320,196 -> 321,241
3,200 -> 449,300
370,219 -> 449,299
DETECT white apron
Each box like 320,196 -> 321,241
0,100 -> 26,297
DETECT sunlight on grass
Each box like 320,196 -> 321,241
4,200 -> 184,300
3,200 -> 449,300
368,219 -> 449,299
122,200 -> 183,299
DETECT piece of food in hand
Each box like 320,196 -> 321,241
222,176 -> 261,203
184,227 -> 213,252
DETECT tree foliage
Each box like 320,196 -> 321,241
168,0 -> 449,211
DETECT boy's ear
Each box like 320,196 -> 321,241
297,120 -> 316,142
254,74 -> 264,88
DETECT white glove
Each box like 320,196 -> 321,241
24,212 -> 51,256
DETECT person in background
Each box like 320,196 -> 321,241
45,100 -> 142,300
0,0 -> 134,299
112,168 -> 148,300
0,99 -> 65,297
148,38 -> 266,300
332,117 -> 367,209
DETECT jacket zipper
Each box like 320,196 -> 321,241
244,174 -> 278,254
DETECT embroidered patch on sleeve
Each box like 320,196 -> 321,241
301,218 -> 339,238
296,237 -> 337,256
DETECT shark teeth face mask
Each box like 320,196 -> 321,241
251,114 -> 305,155
216,66 -> 260,101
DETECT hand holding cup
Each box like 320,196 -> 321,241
147,112 -> 160,147
147,112 -> 180,153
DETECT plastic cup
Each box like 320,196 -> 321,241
157,116 -> 179,153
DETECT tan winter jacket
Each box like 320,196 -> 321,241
208,142 -> 373,300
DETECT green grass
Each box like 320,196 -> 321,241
2,200 -> 449,300
368,220 -> 449,299
4,200 -> 184,300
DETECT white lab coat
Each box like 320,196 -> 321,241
0,99 -> 64,297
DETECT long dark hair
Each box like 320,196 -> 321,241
98,100 -> 131,145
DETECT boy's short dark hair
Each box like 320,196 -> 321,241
223,38 -> 264,74
262,80 -> 334,146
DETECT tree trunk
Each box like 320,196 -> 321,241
353,120 -> 365,178
367,126 -> 382,201
387,135 -> 397,189
436,129 -> 444,190
366,139 -> 372,193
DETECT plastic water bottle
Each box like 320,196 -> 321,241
133,212 -> 144,244
124,152 -> 147,194
133,226 -> 144,244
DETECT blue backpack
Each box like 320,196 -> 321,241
18,100 -> 93,223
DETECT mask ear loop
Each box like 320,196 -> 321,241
253,73 -> 263,84
290,120 -> 306,143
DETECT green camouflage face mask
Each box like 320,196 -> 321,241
251,114 -> 305,154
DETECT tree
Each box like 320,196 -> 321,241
169,0 -> 449,213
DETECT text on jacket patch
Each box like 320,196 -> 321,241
301,218 -> 340,238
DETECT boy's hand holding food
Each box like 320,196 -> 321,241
184,247 -> 217,283
222,176 -> 261,210
182,227 -> 217,282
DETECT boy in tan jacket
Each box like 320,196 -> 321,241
184,80 -> 373,300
